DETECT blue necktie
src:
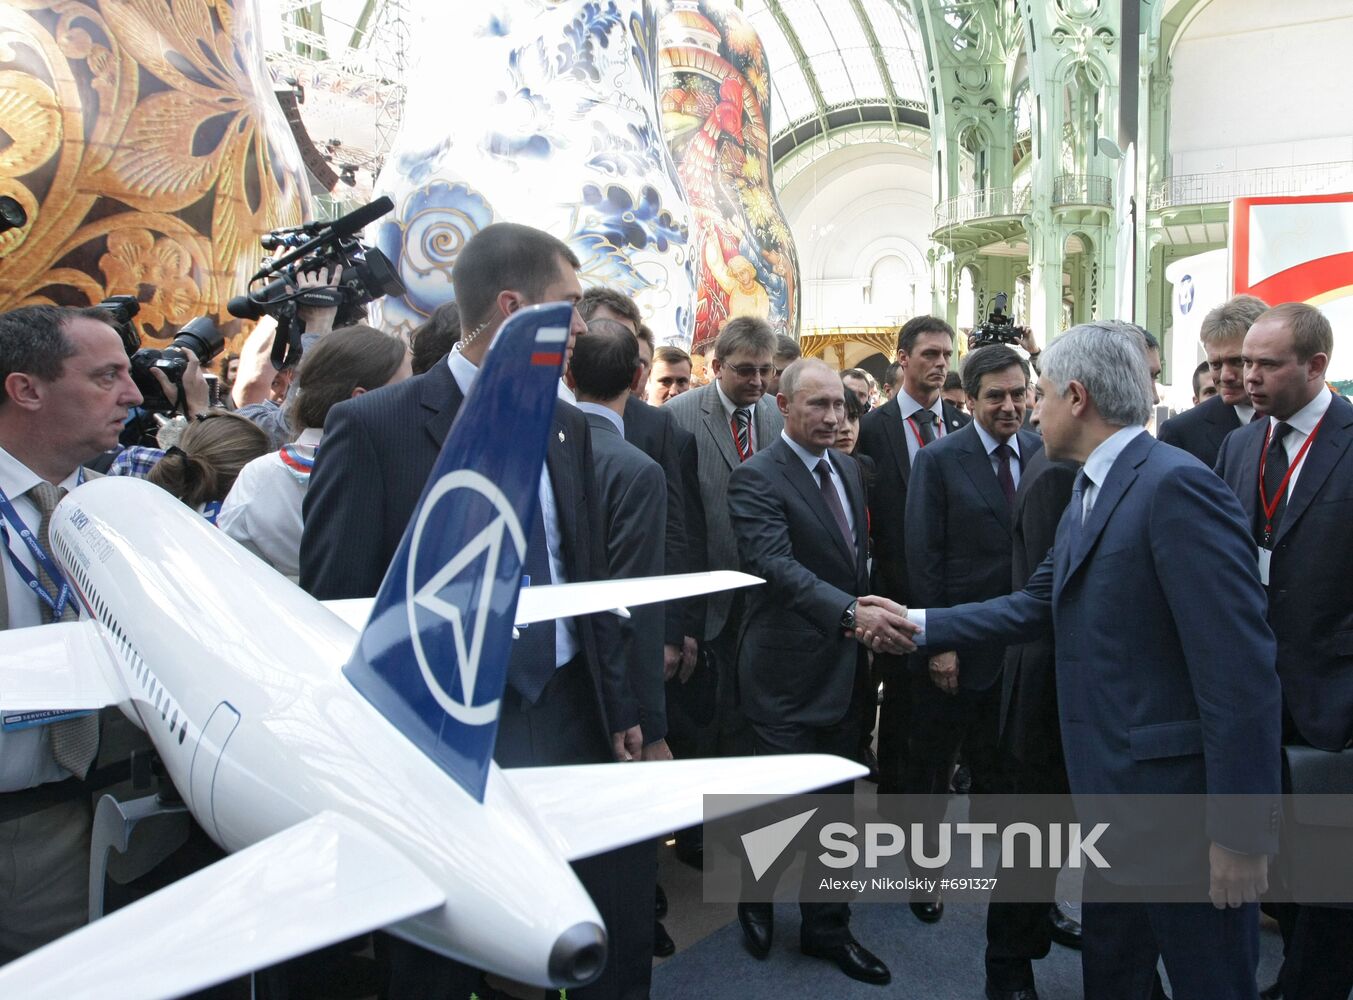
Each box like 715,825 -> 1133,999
508,499 -> 556,703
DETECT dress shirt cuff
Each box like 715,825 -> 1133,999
907,608 -> 926,645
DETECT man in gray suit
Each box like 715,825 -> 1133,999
665,317 -> 785,758
0,306 -> 142,958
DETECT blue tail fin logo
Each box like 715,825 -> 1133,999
343,303 -> 572,801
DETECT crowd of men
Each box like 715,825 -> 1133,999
0,219 -> 1349,1000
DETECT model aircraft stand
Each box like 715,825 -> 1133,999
88,761 -> 190,921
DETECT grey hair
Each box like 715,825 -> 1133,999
778,357 -> 835,400
1041,321 -> 1154,427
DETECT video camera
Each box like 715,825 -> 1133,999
226,197 -> 404,370
971,292 -> 1027,348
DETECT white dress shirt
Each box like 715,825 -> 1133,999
972,421 -> 1024,491
1267,386 -> 1333,499
0,446 -> 80,791
448,350 -> 577,666
217,427 -> 323,582
779,431 -> 855,539
896,391 -> 949,465
1234,402 -> 1256,427
1077,425 -> 1146,523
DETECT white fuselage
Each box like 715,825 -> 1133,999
50,480 -> 604,987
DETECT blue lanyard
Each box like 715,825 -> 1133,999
0,479 -> 79,619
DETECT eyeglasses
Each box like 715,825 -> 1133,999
726,364 -> 775,379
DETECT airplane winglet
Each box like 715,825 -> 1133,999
342,304 -> 572,802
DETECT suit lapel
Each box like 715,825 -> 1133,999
1229,423 -> 1265,523
700,385 -> 741,471
1061,432 -> 1151,587
838,451 -> 870,584
1275,395 -> 1353,546
1206,397 -> 1242,453
954,426 -> 1013,531
421,361 -> 465,450
877,398 -> 912,486
778,442 -> 856,567
545,413 -> 577,562
941,400 -> 969,434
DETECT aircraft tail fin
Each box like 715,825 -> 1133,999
343,303 -> 572,802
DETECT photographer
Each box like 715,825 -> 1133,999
234,268 -> 343,450
106,345 -> 216,478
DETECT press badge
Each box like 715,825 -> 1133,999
2,709 -> 95,732
1257,547 -> 1272,586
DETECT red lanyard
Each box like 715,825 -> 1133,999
905,415 -> 940,449
1257,415 -> 1323,543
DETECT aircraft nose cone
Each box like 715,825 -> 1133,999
549,922 -> 607,986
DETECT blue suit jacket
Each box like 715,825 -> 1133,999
925,431 -> 1281,855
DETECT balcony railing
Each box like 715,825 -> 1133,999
934,187 -> 1031,230
1147,160 -> 1353,210
1053,173 -> 1113,207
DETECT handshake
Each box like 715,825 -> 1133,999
849,595 -> 921,655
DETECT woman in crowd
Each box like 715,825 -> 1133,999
147,412 -> 270,524
217,324 -> 412,581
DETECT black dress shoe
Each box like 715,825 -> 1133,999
1047,903 -> 1082,950
985,984 -> 1039,1000
653,920 -> 675,958
1259,981 -> 1283,1000
801,938 -> 891,985
655,883 -> 668,920
737,902 -> 773,959
909,898 -> 944,923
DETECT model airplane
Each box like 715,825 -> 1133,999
0,303 -> 863,998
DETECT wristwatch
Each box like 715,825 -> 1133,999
841,599 -> 858,630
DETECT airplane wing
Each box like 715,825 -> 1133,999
0,811 -> 444,1000
320,571 -> 761,633
512,571 -> 762,626
0,620 -> 122,720
503,754 -> 865,861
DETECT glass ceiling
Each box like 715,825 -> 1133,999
741,0 -> 929,141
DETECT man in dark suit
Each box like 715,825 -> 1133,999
1215,303 -> 1353,1000
902,345 -> 1041,931
665,318 -> 785,759
301,223 -> 635,999
856,316 -> 970,801
728,358 -> 915,986
877,321 -> 1281,1000
1158,294 -> 1268,467
567,319 -> 669,995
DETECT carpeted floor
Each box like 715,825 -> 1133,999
652,890 -> 1286,999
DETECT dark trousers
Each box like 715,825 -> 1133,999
384,657 -> 653,1000
873,652 -> 911,794
984,752 -> 1072,990
742,661 -> 868,949
708,605 -> 754,759
1081,868 -> 1260,1000
1274,902 -> 1353,1000
903,670 -> 1007,895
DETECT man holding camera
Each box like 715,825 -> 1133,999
0,305 -> 142,959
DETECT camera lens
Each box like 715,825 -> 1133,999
172,316 -> 226,365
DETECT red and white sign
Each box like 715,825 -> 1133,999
1231,192 -> 1353,379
